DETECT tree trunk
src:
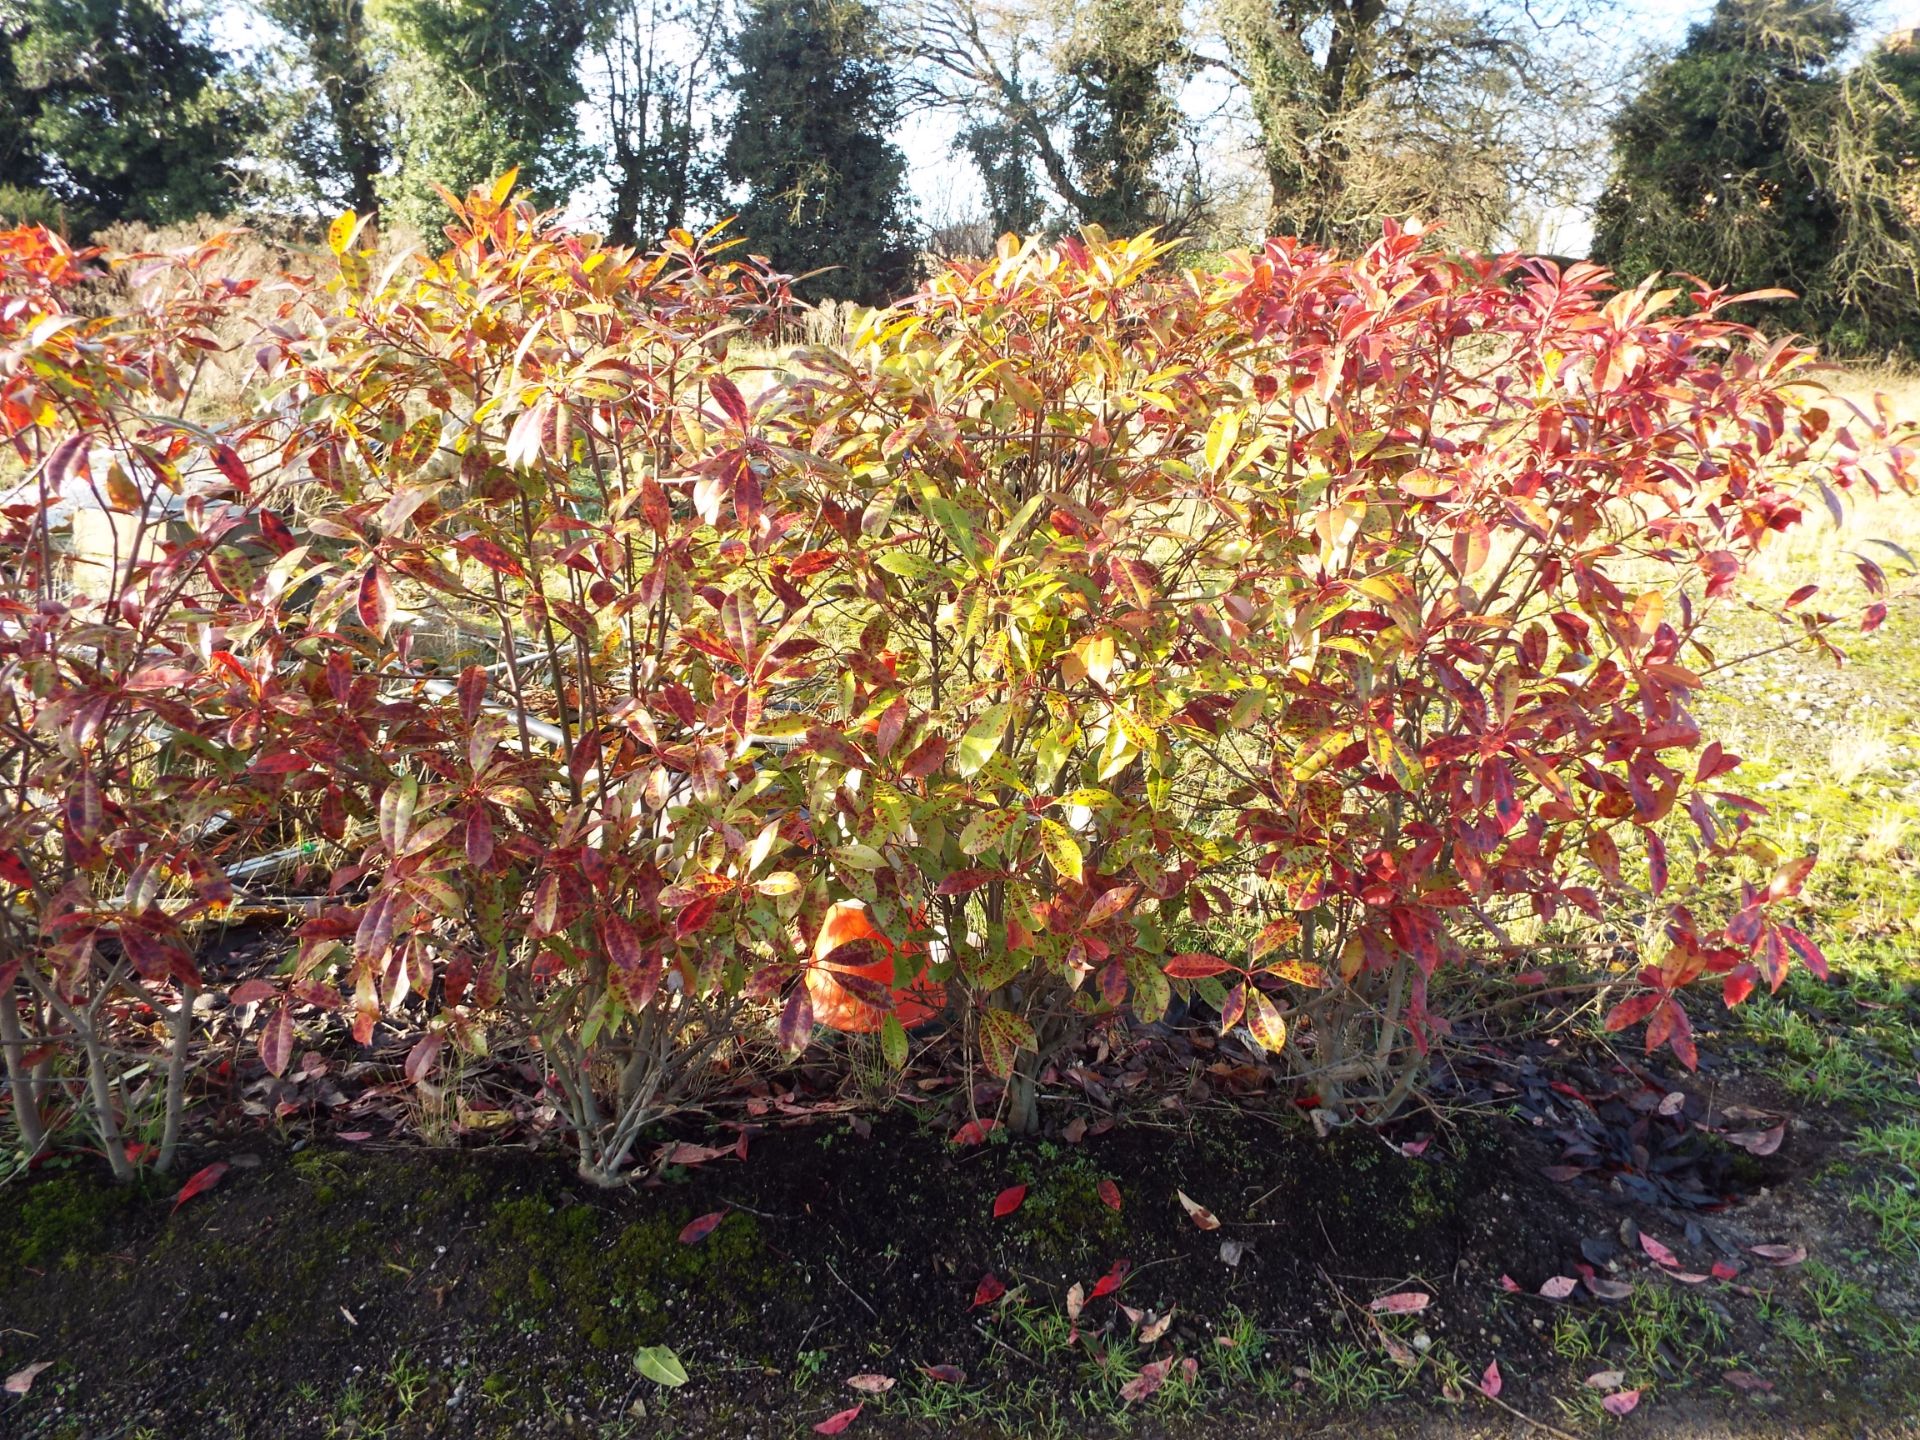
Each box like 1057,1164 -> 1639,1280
0,977 -> 45,1153
1005,1047 -> 1041,1134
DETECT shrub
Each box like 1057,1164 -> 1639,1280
6,184 -> 1914,1182
0,225 -> 302,1173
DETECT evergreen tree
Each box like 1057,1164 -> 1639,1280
0,0 -> 253,231
723,0 -> 918,304
376,0 -> 594,233
1595,0 -> 1920,358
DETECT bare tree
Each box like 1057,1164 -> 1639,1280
591,0 -> 726,246
895,0 -> 1226,235
1209,0 -> 1624,249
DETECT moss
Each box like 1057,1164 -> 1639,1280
1013,1156 -> 1127,1262
1,1172 -> 146,1280
479,1191 -> 780,1358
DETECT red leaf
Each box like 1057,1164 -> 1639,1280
1480,1360 -> 1502,1398
211,444 -> 251,494
813,1404 -> 862,1435
1097,1179 -> 1122,1212
1089,1259 -> 1131,1299
1602,1389 -> 1641,1416
951,1118 -> 999,1146
679,1210 -> 729,1245
1711,1261 -> 1740,1281
1370,1290 -> 1431,1313
260,1005 -> 294,1078
971,1272 -> 1006,1308
1538,1276 -> 1577,1299
170,1161 -> 229,1215
404,1033 -> 443,1084
920,1364 -> 965,1384
780,985 -> 814,1053
1749,1243 -> 1806,1265
357,565 -> 393,637
1164,951 -> 1231,978
993,1185 -> 1027,1219
1724,1369 -> 1773,1393
845,1374 -> 895,1394
1639,1232 -> 1680,1267
709,374 -> 751,429
1119,1357 -> 1172,1404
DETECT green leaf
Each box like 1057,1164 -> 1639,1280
979,1007 -> 1037,1080
1038,818 -> 1083,882
877,549 -> 936,579
880,1013 -> 908,1070
635,1345 -> 688,1388
959,807 -> 1017,857
955,704 -> 1011,777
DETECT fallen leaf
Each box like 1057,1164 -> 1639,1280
971,1272 -> 1006,1308
1749,1243 -> 1806,1265
952,1119 -> 999,1146
1541,1164 -> 1588,1182
1538,1276 -> 1578,1299
813,1404 -> 862,1434
663,1140 -> 735,1166
1219,1238 -> 1248,1268
1480,1360 -> 1502,1398
1119,1357 -> 1173,1404
1602,1389 -> 1641,1416
1585,1369 -> 1626,1389
920,1364 -> 965,1384
337,1130 -> 373,1142
1724,1369 -> 1774,1393
1176,1190 -> 1221,1230
1065,1282 -> 1086,1321
1498,1274 -> 1522,1293
993,1184 -> 1027,1219
1658,1090 -> 1686,1116
679,1210 -> 729,1245
1370,1290 -> 1431,1313
1639,1232 -> 1680,1267
1585,1277 -> 1634,1300
1399,1136 -> 1431,1157
1180,1356 -> 1198,1384
635,1344 -> 688,1388
1089,1258 -> 1131,1299
170,1161 -> 229,1215
4,1362 -> 52,1396
1097,1178 -> 1122,1212
1666,1270 -> 1711,1285
1139,1308 -> 1175,1344
1711,1261 -> 1740,1281
1727,1123 -> 1785,1156
846,1374 -> 894,1394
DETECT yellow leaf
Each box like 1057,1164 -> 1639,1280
327,211 -> 357,256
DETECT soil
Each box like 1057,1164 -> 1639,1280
4,1050 -> 1918,1440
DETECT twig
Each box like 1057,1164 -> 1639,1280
973,1320 -> 1040,1369
823,1254 -> 879,1320
1477,1387 -> 1587,1440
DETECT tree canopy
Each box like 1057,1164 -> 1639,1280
723,0 -> 918,303
1594,0 -> 1920,359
